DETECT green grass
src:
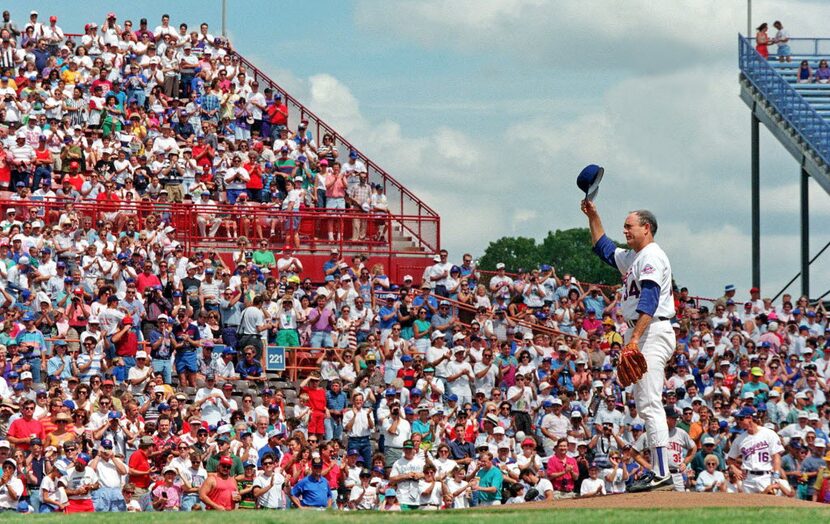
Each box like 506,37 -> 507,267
8,506 -> 830,524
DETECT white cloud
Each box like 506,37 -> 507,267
356,0 -> 830,73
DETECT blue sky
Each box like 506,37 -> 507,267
9,1 -> 830,300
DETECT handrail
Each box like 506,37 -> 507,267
231,51 -> 441,253
430,292 -> 589,341
739,34 -> 830,167
0,198 -> 439,267
231,52 -> 438,218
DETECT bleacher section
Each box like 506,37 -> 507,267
739,36 -> 830,196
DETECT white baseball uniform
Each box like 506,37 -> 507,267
667,426 -> 695,491
612,241 -> 676,476
727,426 -> 784,494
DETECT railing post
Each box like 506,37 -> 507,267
751,113 -> 761,289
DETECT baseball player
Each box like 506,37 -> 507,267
665,406 -> 697,491
727,406 -> 785,493
582,200 -> 676,492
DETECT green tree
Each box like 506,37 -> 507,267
477,228 -> 623,286
539,228 -> 623,285
477,236 -> 540,274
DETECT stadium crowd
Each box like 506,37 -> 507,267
0,10 -> 828,514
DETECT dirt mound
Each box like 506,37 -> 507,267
514,491 -> 821,509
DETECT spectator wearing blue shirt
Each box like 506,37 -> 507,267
412,284 -> 438,320
46,340 -> 73,380
15,312 -> 47,382
377,295 -> 398,342
257,437 -> 284,467
322,249 -> 342,279
290,458 -> 332,509
550,348 -> 576,392
325,379 -> 347,440
235,347 -> 265,382
147,315 -> 174,384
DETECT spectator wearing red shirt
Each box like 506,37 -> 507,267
128,436 -> 154,495
320,443 -> 341,490
112,316 -> 139,364
192,135 -> 215,170
151,416 -> 180,469
300,374 -> 327,438
581,309 -> 603,337
136,260 -> 162,294
7,399 -> 45,451
243,153 -> 264,202
546,438 -> 579,493
265,93 -> 288,133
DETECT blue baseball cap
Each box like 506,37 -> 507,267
157,403 -> 170,411
632,423 -> 644,431
222,347 -> 237,355
401,355 -> 413,363
447,393 -> 458,402
100,439 -> 113,449
172,291 -> 182,297
349,150 -> 358,159
736,406 -> 756,419
62,400 -> 76,410
403,407 -> 414,415
576,164 -> 604,201
410,388 -> 422,396
384,388 -> 398,396
108,411 -> 121,420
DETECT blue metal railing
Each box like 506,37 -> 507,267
739,34 -> 830,167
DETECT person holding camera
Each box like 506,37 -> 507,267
381,399 -> 411,467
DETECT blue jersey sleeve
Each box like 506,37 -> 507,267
592,234 -> 618,269
636,280 -> 660,317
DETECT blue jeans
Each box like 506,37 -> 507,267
33,166 -> 52,188
93,487 -> 126,512
347,435 -> 373,468
152,359 -> 172,384
28,489 -> 41,513
181,493 -> 202,511
325,417 -> 342,441
27,357 -> 41,383
226,188 -> 246,204
310,331 -> 333,348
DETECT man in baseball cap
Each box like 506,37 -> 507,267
289,457 -> 331,508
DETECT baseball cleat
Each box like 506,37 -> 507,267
628,471 -> 674,493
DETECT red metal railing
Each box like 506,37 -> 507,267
0,198 -> 437,267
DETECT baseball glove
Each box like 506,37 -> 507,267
617,342 -> 648,388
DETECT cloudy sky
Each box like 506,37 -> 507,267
15,0 -> 830,300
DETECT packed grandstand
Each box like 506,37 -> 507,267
0,9 -> 827,515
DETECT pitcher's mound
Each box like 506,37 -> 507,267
514,491 -> 821,510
